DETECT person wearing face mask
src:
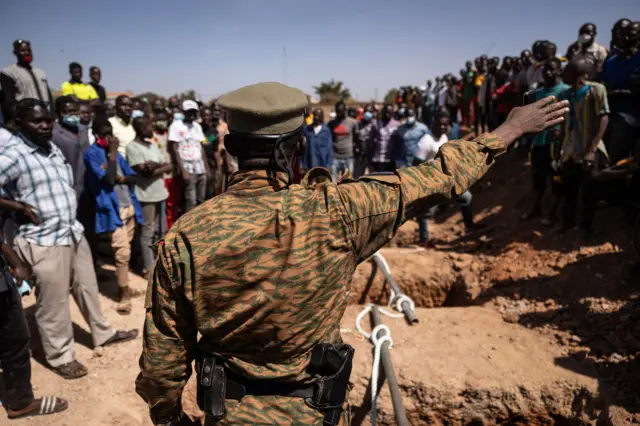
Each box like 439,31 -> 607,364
578,23 -> 608,79
51,96 -> 90,201
1,40 -> 52,116
301,107 -> 333,174
356,106 -> 379,175
85,117 -> 144,314
392,107 -> 429,168
109,95 -> 135,155
131,98 -> 145,119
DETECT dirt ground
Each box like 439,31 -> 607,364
2,148 -> 639,425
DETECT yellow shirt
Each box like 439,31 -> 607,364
61,81 -> 98,101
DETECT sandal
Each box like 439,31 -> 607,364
102,329 -> 138,347
7,396 -> 69,419
116,301 -> 132,315
52,360 -> 88,380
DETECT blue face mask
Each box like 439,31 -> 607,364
62,115 -> 80,127
131,109 -> 145,119
363,111 -> 374,121
173,112 -> 185,121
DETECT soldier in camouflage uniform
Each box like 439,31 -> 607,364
136,82 -> 568,425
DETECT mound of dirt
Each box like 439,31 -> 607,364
341,305 -> 600,426
350,248 -> 483,308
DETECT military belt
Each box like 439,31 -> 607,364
225,370 -> 315,400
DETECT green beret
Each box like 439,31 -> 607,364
217,82 -> 309,136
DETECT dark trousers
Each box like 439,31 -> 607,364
0,273 -> 34,411
353,157 -> 368,179
562,154 -> 605,231
447,106 -> 458,124
605,113 -> 640,165
370,162 -> 394,173
531,144 -> 562,217
474,102 -> 487,135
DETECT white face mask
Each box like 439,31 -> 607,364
407,116 -> 416,125
579,33 -> 593,45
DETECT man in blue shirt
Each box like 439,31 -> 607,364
392,108 -> 429,168
85,116 -> 144,315
601,21 -> 640,164
301,108 -> 333,171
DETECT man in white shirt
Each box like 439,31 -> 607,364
414,108 -> 484,248
168,100 -> 211,213
108,95 -> 136,155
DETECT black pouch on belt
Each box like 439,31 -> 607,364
305,343 -> 355,426
196,354 -> 226,420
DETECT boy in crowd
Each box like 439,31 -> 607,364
85,117 -> 144,314
525,58 -> 570,223
559,57 -> 610,236
414,109 -> 484,248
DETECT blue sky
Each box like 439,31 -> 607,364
1,0 -> 637,101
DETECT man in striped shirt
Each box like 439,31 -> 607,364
0,99 -> 137,380
0,40 -> 52,117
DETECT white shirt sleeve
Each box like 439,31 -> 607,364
168,122 -> 183,143
415,134 -> 437,163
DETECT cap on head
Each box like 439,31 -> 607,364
182,100 -> 199,111
217,82 -> 308,136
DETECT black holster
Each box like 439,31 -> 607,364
305,343 -> 355,426
195,343 -> 354,426
196,355 -> 226,420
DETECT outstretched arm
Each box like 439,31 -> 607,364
337,97 -> 569,262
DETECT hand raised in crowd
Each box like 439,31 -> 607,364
107,135 -> 120,154
509,96 -> 569,134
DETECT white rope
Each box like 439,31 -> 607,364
355,304 -> 395,426
370,324 -> 393,426
373,251 -> 416,318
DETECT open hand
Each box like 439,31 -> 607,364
506,96 -> 569,135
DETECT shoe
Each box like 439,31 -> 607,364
465,223 -> 487,234
421,241 -> 437,249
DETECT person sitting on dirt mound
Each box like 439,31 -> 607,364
414,107 -> 486,248
135,80 -> 568,426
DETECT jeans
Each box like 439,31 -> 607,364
419,191 -> 474,242
140,201 -> 164,272
184,173 -> 207,213
332,157 -> 354,182
0,272 -> 34,411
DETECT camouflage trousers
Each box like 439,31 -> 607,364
204,396 -> 350,425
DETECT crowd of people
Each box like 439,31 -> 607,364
304,19 -> 639,245
0,16 -> 637,422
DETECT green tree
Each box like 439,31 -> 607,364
313,79 -> 352,103
383,88 -> 400,105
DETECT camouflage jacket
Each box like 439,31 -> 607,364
136,134 -> 506,425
